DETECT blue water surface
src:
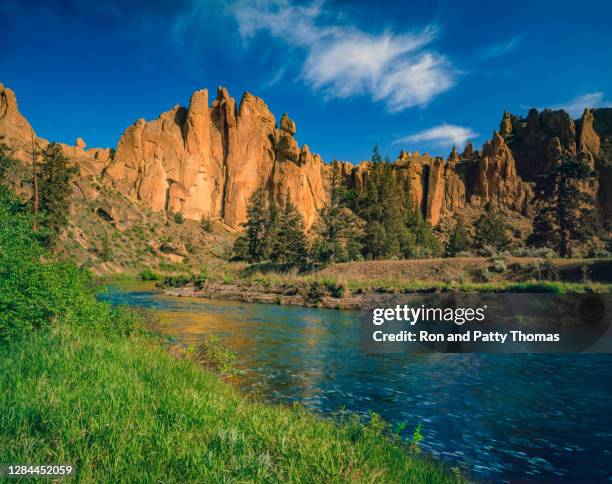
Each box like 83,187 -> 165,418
100,285 -> 612,482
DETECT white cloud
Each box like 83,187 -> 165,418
231,0 -> 456,112
393,123 -> 478,148
551,92 -> 610,118
479,36 -> 522,61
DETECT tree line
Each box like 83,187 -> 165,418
233,145 -> 603,267
0,138 -> 78,246
0,137 -> 601,263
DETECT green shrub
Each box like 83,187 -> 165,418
0,186 -> 142,342
160,274 -> 191,288
324,280 -> 346,298
306,281 -> 325,303
469,267 -> 493,283
201,216 -> 214,233
173,212 -> 184,224
189,335 -> 237,374
139,268 -> 161,281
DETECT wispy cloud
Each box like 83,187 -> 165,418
551,92 -> 610,117
479,35 -> 522,61
231,0 -> 456,112
393,124 -> 478,148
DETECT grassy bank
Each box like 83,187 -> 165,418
157,258 -> 611,310
0,325 -> 462,482
0,185 -> 461,482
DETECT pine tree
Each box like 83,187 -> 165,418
312,163 -> 362,263
528,155 -> 600,257
445,217 -> 471,257
262,196 -> 281,261
474,203 -> 510,253
0,139 -> 16,183
271,193 -> 307,267
357,147 -> 405,259
232,187 -> 267,262
400,174 -> 439,257
37,143 -> 79,242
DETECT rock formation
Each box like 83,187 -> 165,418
1,81 -> 611,231
101,87 -> 327,229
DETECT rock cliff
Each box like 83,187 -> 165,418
102,87 -> 328,229
1,82 -> 611,230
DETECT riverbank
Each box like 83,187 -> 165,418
164,278 -> 611,309
0,324 -> 464,482
0,185 -> 463,482
158,257 -> 612,309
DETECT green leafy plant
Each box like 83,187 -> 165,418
410,423 -> 424,453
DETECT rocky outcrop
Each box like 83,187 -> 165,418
1,82 -> 611,231
505,108 -> 577,180
104,87 -> 327,228
578,108 -> 612,218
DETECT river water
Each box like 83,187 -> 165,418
100,283 -> 612,482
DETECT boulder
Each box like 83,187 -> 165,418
280,113 -> 296,136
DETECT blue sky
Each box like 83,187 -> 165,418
1,0 -> 611,162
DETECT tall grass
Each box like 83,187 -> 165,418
0,326 -> 463,483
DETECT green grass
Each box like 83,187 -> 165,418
0,326 -> 463,483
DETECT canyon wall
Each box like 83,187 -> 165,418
1,81 -> 611,229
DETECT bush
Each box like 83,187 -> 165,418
477,245 -> 498,257
201,216 -> 214,233
173,212 -> 184,224
588,247 -> 611,258
469,267 -> 493,283
324,280 -> 346,298
160,274 -> 191,288
305,281 -> 325,303
139,268 -> 160,281
189,335 -> 237,374
0,186 -> 142,342
489,256 -> 507,273
512,247 -> 557,258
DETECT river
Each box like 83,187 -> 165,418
100,283 -> 612,482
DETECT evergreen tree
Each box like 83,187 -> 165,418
357,148 -> 405,259
528,155 -> 600,257
0,140 -> 16,183
445,217 -> 471,257
400,174 -> 439,257
232,187 -> 267,262
312,163 -> 362,263
271,193 -> 307,267
474,203 -> 510,253
37,143 -> 79,242
262,197 -> 281,261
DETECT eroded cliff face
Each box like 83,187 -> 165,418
1,81 -> 611,230
339,128 -> 531,227
102,87 -> 327,229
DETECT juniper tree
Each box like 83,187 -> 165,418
401,175 -> 439,257
356,145 -> 440,259
232,187 -> 267,262
0,140 -> 16,183
474,203 -> 510,253
37,142 -> 79,242
312,163 -> 362,263
270,193 -> 307,267
528,155 -> 600,257
445,217 -> 471,257
357,148 -> 405,259
262,196 -> 281,261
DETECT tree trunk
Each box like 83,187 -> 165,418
31,133 -> 39,232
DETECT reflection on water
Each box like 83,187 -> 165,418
100,284 -> 612,482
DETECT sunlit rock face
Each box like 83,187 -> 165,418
1,82 -> 611,228
104,87 -> 327,229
